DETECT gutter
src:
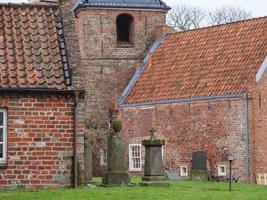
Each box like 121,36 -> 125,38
243,93 -> 250,182
72,91 -> 81,188
120,93 -> 245,108
0,88 -> 84,95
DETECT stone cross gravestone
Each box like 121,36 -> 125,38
140,128 -> 169,187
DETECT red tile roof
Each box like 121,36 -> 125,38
0,4 -> 71,90
123,17 -> 267,105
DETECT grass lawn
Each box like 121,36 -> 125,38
0,178 -> 266,200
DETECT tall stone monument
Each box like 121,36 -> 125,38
84,130 -> 96,187
140,128 -> 169,187
102,120 -> 131,186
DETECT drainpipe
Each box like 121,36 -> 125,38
73,91 -> 80,188
243,93 -> 250,183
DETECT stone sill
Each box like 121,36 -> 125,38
116,42 -> 134,48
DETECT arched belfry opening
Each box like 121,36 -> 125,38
116,14 -> 134,44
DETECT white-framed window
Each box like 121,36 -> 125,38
100,149 -> 107,166
161,146 -> 164,159
218,165 -> 227,176
129,144 -> 141,171
0,109 -> 7,164
180,166 -> 188,177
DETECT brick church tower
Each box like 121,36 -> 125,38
72,0 -> 171,175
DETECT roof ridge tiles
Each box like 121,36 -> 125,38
73,0 -> 171,14
0,3 -> 59,9
167,16 -> 267,37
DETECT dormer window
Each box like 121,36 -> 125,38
116,14 -> 134,45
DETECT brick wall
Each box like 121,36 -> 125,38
120,98 -> 249,182
75,8 -> 167,175
249,69 -> 267,179
0,94 -> 83,189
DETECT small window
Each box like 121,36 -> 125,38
180,166 -> 188,177
218,165 -> 226,176
129,144 -> 141,171
100,149 -> 107,166
0,109 -> 7,164
116,14 -> 134,44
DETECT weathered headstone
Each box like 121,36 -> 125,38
191,151 -> 209,181
102,120 -> 131,186
140,128 -> 169,187
84,130 -> 96,187
166,170 -> 180,181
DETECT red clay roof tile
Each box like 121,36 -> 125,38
0,4 -> 71,90
124,17 -> 267,104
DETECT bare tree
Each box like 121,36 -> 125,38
209,6 -> 252,25
167,5 -> 206,31
168,5 -> 252,31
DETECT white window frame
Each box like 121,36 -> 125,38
129,144 -> 142,172
100,149 -> 107,166
0,109 -> 7,164
180,165 -> 188,177
218,165 -> 227,176
161,146 -> 164,160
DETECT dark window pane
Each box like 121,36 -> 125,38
0,128 -> 3,142
116,14 -> 133,42
0,144 -> 3,158
0,112 -> 3,126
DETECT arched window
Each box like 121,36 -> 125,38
116,14 -> 134,44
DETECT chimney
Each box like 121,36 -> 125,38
155,25 -> 174,40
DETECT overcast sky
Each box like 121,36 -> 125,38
164,0 -> 267,17
0,0 -> 266,17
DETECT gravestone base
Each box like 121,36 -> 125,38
102,172 -> 131,186
140,138 -> 169,187
102,132 -> 131,187
139,181 -> 169,187
191,170 -> 209,181
142,175 -> 167,181
140,175 -> 169,187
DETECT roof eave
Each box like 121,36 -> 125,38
120,93 -> 247,108
0,88 -> 85,95
256,56 -> 267,83
73,4 -> 170,16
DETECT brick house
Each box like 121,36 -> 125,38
0,3 -> 85,188
119,17 -> 267,182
